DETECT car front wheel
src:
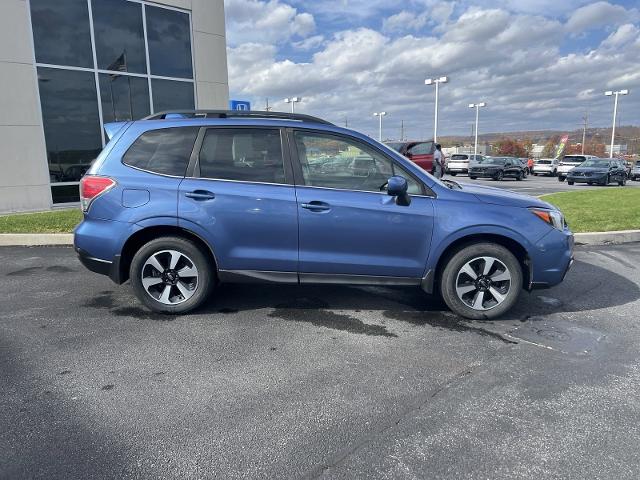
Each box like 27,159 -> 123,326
130,237 -> 215,314
440,243 -> 522,320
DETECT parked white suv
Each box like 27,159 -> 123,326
446,154 -> 485,176
532,158 -> 559,176
557,155 -> 597,182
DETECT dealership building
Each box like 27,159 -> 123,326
0,0 -> 229,213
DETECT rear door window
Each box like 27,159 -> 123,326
123,127 -> 199,176
197,128 -> 285,184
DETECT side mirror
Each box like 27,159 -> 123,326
387,175 -> 411,206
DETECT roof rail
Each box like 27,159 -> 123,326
143,110 -> 334,126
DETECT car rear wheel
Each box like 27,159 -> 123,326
494,171 -> 504,181
450,172 -> 457,176
619,177 -> 626,186
130,237 -> 215,314
469,176 -> 477,180
568,181 -> 574,185
558,176 -> 565,182
515,171 -> 523,181
439,243 -> 522,320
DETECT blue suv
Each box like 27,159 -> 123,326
74,110 -> 573,320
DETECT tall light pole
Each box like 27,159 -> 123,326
604,89 -> 629,158
284,97 -> 301,113
468,102 -> 486,158
425,76 -> 448,142
373,112 -> 387,142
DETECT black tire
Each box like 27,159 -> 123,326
515,171 -> 523,181
439,243 -> 522,320
129,236 -> 215,314
587,182 -> 593,186
533,173 -> 538,176
558,176 -> 565,182
450,172 -> 457,176
601,175 -> 609,186
469,176 -> 477,180
493,171 -> 504,181
619,178 -> 626,186
568,181 -> 574,185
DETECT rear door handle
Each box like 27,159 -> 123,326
185,190 -> 215,201
301,201 -> 331,212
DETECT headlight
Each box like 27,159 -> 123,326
530,208 -> 565,230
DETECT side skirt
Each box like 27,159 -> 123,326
218,270 -> 425,288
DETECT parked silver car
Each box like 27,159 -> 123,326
446,154 -> 485,176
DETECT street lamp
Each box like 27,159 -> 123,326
468,102 -> 486,158
425,76 -> 448,142
284,97 -> 301,113
604,89 -> 629,158
373,112 -> 387,141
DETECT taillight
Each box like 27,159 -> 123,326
79,175 -> 115,212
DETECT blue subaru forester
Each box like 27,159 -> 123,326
74,110 -> 573,319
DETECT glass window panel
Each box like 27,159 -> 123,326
146,5 -> 193,78
295,132 -> 422,194
198,129 -> 285,184
92,0 -> 147,74
37,67 -> 102,184
30,0 -> 93,67
51,184 -> 81,204
99,74 -> 150,123
123,127 -> 199,177
152,79 -> 194,112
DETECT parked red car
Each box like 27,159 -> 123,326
385,141 -> 435,173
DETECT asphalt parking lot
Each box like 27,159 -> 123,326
449,172 -> 640,196
2,243 -> 640,479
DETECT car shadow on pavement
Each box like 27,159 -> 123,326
82,256 -> 639,340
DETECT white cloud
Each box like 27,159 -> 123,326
566,1 -> 637,32
292,34 -> 325,50
601,23 -> 640,48
227,2 -> 640,137
225,0 -> 316,45
383,11 -> 430,33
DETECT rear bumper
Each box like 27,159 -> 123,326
75,247 -> 122,283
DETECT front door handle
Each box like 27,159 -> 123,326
301,201 -> 331,212
185,190 -> 215,201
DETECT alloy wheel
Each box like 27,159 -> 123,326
455,256 -> 512,311
141,250 -> 199,305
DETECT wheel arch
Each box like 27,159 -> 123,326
117,225 -> 218,284
429,232 -> 532,294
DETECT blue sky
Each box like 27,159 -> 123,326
224,0 -> 639,139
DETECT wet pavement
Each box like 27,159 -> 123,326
1,243 -> 639,479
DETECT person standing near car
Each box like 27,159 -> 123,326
433,143 -> 444,178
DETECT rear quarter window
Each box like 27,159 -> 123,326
123,127 -> 199,176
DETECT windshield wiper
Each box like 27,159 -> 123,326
441,179 -> 462,190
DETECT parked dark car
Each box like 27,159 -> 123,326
468,157 -> 526,181
566,158 -> 627,186
385,141 -> 435,173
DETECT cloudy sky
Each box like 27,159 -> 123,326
224,0 -> 639,139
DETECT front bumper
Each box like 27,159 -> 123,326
529,228 -> 574,289
469,169 -> 499,178
567,173 -> 607,183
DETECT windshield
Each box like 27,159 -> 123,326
563,156 -> 586,163
478,157 -> 506,165
581,159 -> 610,168
537,160 -> 552,164
451,154 -> 469,160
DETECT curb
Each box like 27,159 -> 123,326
0,233 -> 74,246
573,230 -> 640,246
1,231 -> 640,248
